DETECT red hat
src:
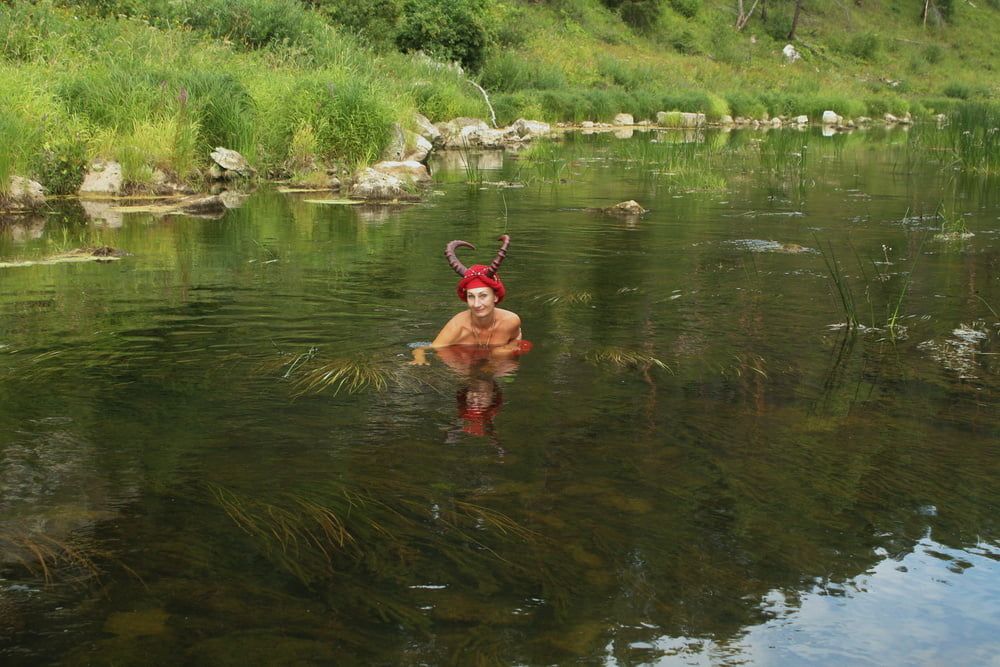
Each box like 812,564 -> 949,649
445,235 -> 511,304
457,264 -> 505,303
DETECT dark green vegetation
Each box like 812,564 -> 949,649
1,0 -> 999,196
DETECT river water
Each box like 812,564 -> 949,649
1,127 -> 998,665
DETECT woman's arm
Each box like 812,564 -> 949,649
409,315 -> 465,365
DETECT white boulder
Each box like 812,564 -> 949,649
79,160 -> 123,196
613,113 -> 634,126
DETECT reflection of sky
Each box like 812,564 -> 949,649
615,538 -> 1000,666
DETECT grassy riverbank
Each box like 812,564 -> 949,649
1,0 -> 999,197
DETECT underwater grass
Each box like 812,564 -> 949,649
208,480 -> 543,611
585,347 -> 671,372
0,524 -> 105,586
532,289 -> 593,306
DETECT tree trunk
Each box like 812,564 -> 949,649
736,0 -> 760,30
787,0 -> 803,40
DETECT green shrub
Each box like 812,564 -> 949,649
667,0 -> 701,19
670,27 -> 699,55
763,9 -> 792,41
154,0 -> 329,50
311,0 -> 401,50
275,76 -> 396,167
35,135 -> 89,195
492,91 -> 546,125
396,0 -> 492,71
174,71 -> 257,156
845,32 -> 880,61
594,55 -> 656,89
943,81 -> 973,99
619,0 -> 661,31
864,95 -> 909,117
725,91 -> 767,119
923,44 -> 944,65
479,53 -> 567,93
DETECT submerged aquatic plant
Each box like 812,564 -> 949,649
532,290 -> 593,305
262,348 -> 436,398
585,347 -> 671,372
208,481 -> 544,620
292,357 -> 399,396
1,524 -> 103,585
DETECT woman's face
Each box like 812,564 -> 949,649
466,287 -> 497,318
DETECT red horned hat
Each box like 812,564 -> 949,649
445,235 -> 510,303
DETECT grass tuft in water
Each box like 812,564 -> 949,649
1,524 -> 103,585
586,347 -> 671,372
532,290 -> 593,305
815,235 -> 860,331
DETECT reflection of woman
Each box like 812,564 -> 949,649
411,235 -> 522,366
437,344 -> 531,438
456,378 -> 503,437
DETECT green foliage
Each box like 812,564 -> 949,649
923,44 -> 944,65
479,53 -> 567,93
396,0 -> 492,71
0,67 -> 59,194
942,81 -> 988,99
763,7 -> 793,41
667,0 -> 701,19
619,0 -> 661,31
271,75 -> 396,168
669,27 -> 699,55
174,71 -> 257,156
864,95 -> 909,118
594,55 -> 655,89
725,91 -> 767,119
153,0 -> 330,50
310,0 -> 402,50
36,135 -> 89,195
844,32 -> 881,61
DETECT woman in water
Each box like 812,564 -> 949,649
411,235 -> 524,365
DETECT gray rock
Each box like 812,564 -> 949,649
209,147 -> 254,178
179,195 -> 227,215
604,200 -> 646,216
680,112 -> 705,128
613,113 -> 634,126
349,168 -> 421,202
4,176 -> 46,210
381,123 -> 407,161
403,132 -> 433,163
794,115 -> 809,125
512,118 -> 551,138
720,115 -> 735,125
822,110 -> 842,125
782,44 -> 801,62
413,112 -> 442,146
884,113 -> 899,124
79,161 -> 123,196
371,160 -> 431,184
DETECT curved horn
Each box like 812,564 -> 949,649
486,235 -> 511,277
444,239 -> 476,276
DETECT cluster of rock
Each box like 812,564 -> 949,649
565,109 -> 921,132
347,113 -> 551,202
